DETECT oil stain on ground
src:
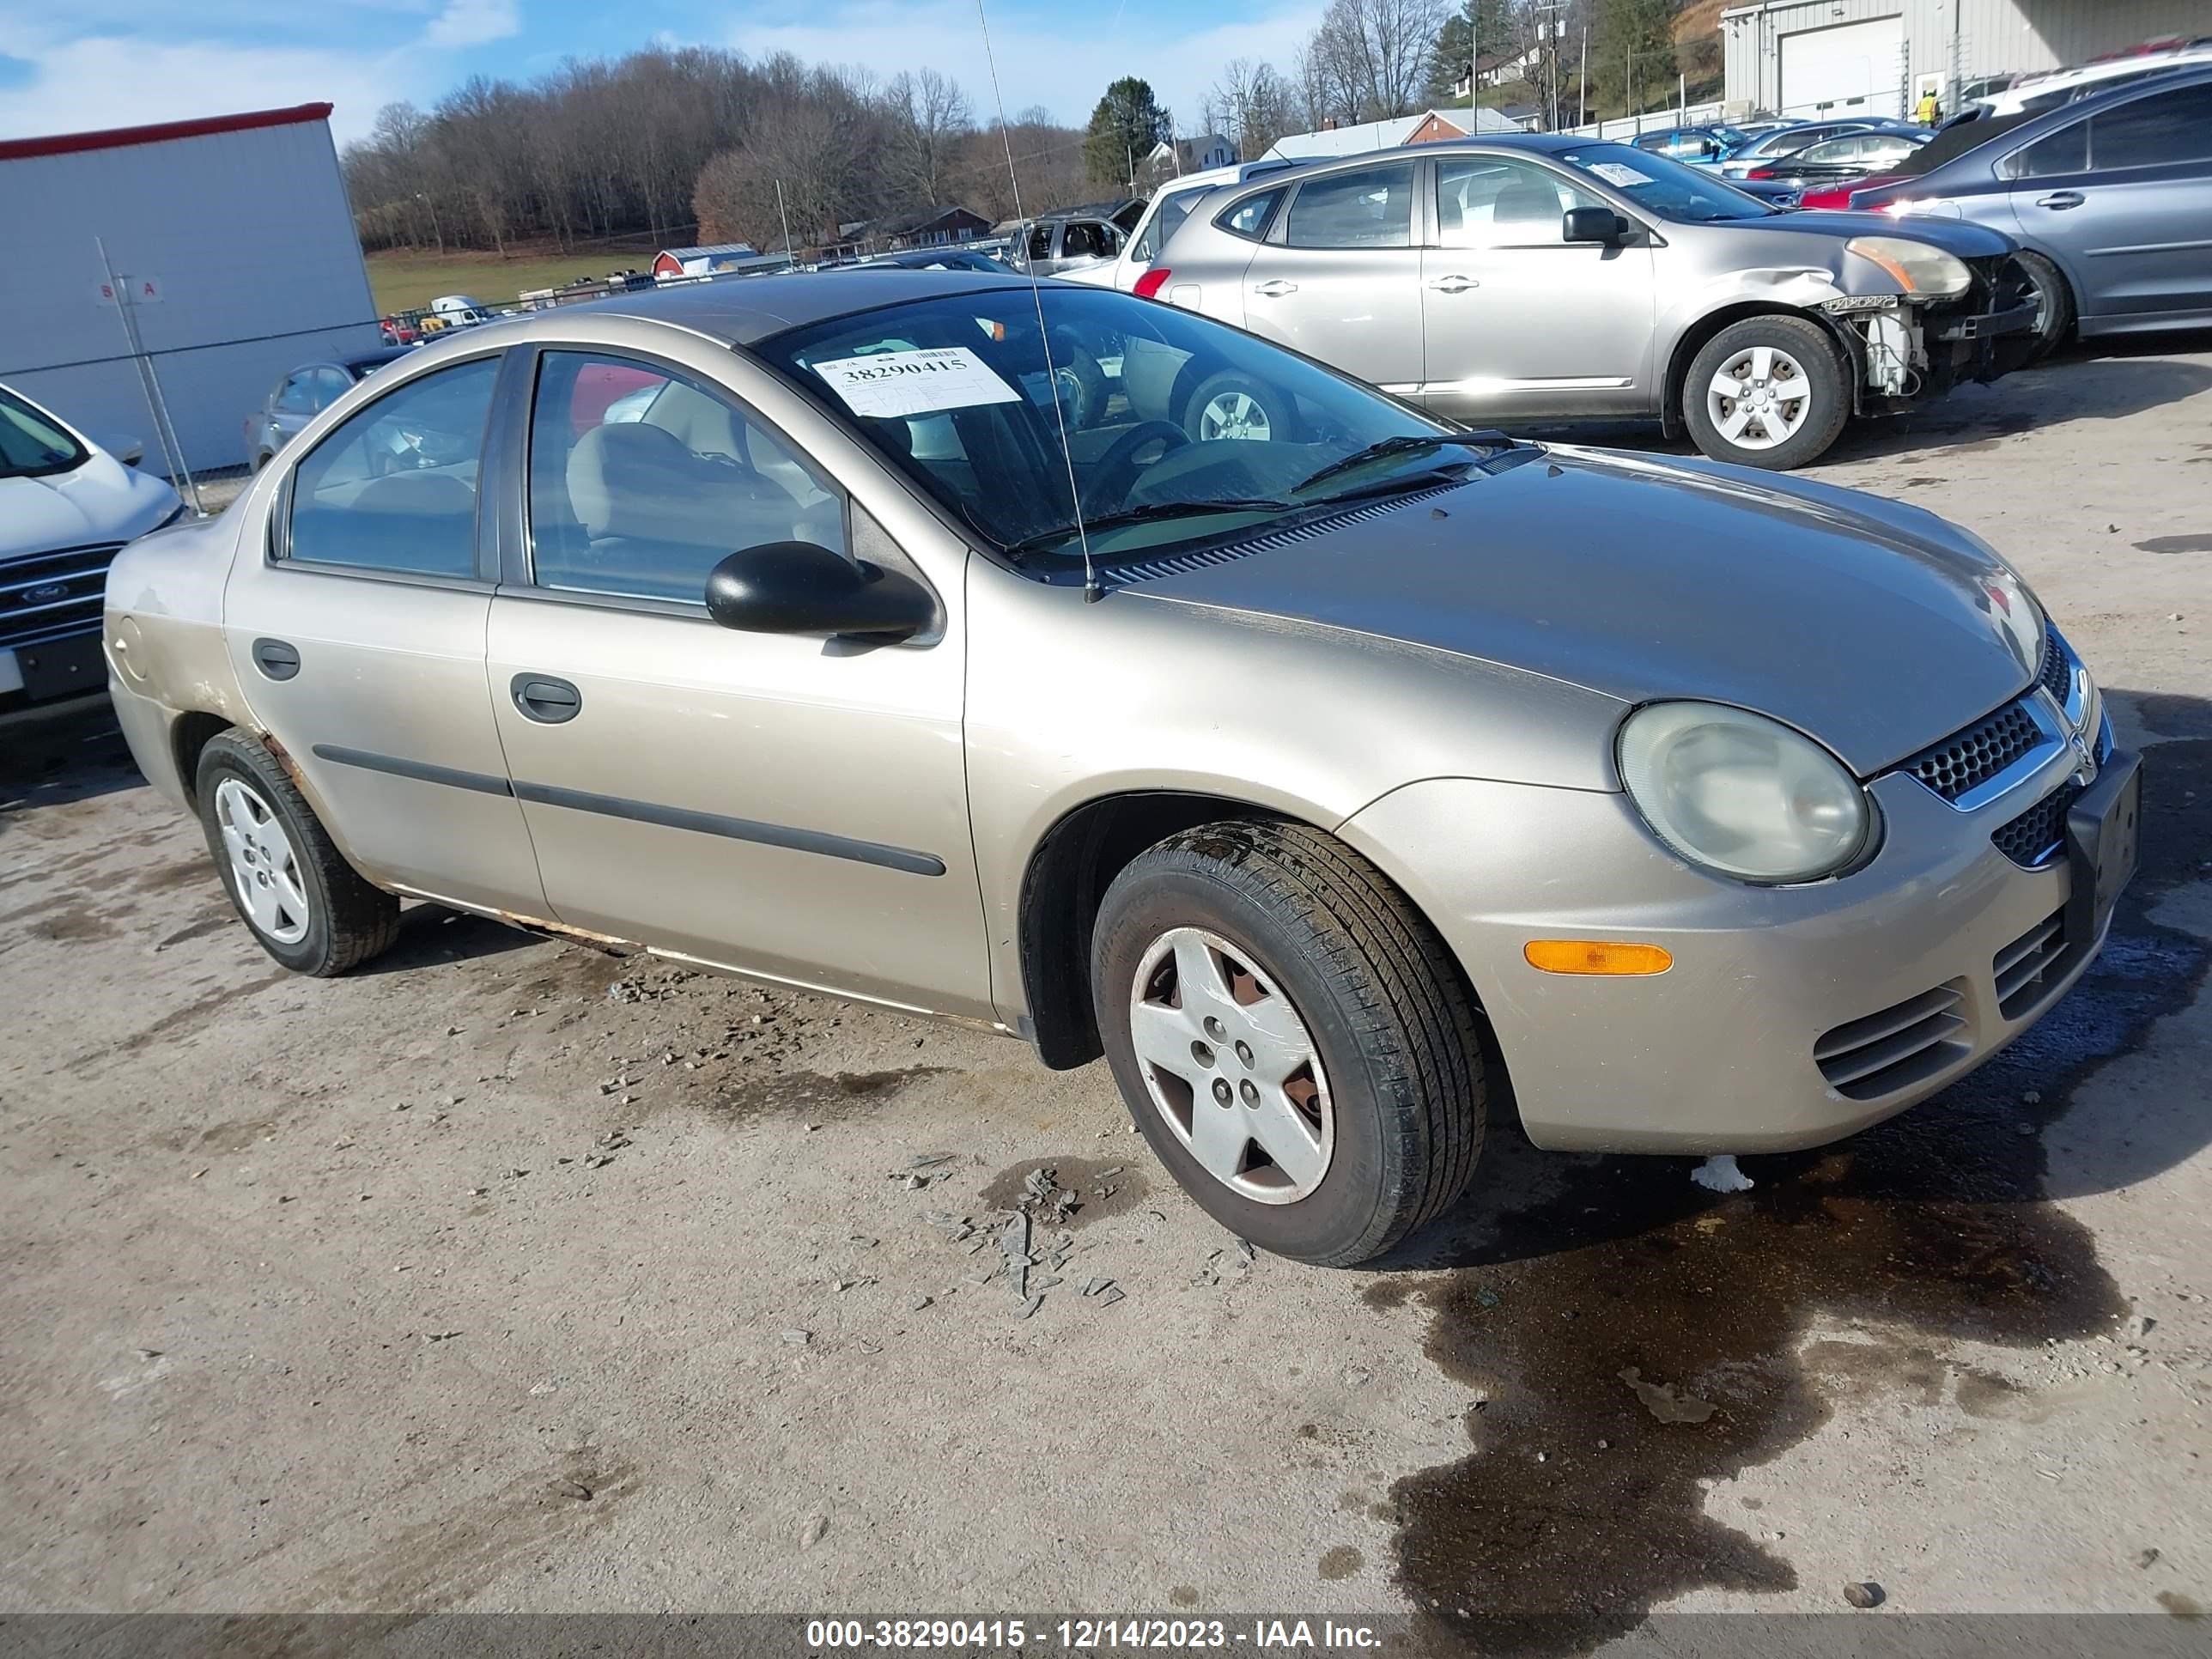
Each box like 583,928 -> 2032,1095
708,1066 -> 949,1125
1382,738 -> 2212,1657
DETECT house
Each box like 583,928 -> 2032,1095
1265,106 -> 1525,161
1445,44 -> 1548,100
1143,132 -> 1237,177
865,205 -> 991,250
651,243 -> 761,279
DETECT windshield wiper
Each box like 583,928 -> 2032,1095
1006,498 -> 1291,557
1290,431 -> 1516,497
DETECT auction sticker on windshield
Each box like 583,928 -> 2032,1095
1588,161 -> 1653,188
812,347 -> 1022,418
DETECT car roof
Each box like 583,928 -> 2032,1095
1919,62 -> 2212,174
562,268 -> 1048,345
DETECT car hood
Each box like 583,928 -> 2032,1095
1735,208 -> 2016,260
1129,447 -> 2036,777
0,455 -> 179,559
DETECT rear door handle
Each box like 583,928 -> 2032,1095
511,674 -> 581,724
1426,275 -> 1480,293
1253,279 -> 1299,297
251,638 -> 301,681
2035,191 -> 2084,210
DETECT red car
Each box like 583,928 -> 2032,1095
1796,175 -> 1908,210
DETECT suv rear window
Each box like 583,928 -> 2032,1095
1216,187 -> 1285,240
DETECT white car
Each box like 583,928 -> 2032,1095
1060,160 -> 1299,293
1,380 -> 182,720
1958,41 -> 2212,122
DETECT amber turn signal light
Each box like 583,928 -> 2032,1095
1523,939 -> 1674,975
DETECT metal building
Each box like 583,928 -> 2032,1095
0,103 -> 380,477
1723,0 -> 2212,120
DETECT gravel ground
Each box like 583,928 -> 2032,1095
4,337 -> 2210,1654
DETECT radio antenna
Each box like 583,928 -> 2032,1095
975,0 -> 1102,600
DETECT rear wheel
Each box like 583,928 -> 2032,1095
196,730 -> 399,976
1091,821 -> 1485,1266
2014,250 -> 2075,363
1182,369 -> 1304,445
1682,315 -> 1850,471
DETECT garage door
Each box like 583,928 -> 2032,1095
1780,15 -> 1905,119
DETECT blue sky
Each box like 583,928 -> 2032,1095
0,0 -> 1323,147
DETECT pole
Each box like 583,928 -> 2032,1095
1579,24 -> 1589,127
775,179 -> 793,267
1470,0 -> 1478,114
97,236 -> 201,516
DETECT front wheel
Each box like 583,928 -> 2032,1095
2013,250 -> 2075,363
1091,822 -> 1485,1266
1681,315 -> 1850,471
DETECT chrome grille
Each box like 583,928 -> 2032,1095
1993,905 -> 2068,1018
0,541 -> 124,651
1905,701 -> 2042,801
1992,779 -> 2081,869
1814,980 -> 1970,1101
2036,623 -> 2070,707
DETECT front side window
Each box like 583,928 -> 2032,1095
0,385 -> 87,480
759,286 -> 1480,576
1284,162 -> 1415,249
286,356 -> 497,578
1025,223 -> 1054,262
1436,156 -> 1608,246
2090,84 -> 2212,170
526,350 -> 845,605
275,373 -> 318,415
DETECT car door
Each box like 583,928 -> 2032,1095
1238,159 -> 1425,394
224,349 -> 550,915
2004,82 -> 2212,325
264,372 -> 319,453
1419,153 -> 1656,421
482,341 -> 991,1018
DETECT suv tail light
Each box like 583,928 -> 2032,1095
1133,266 -> 1172,301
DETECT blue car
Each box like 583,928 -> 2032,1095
1849,66 -> 2212,359
1628,125 -> 1753,169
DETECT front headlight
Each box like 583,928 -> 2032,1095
1845,234 -> 1972,298
1619,702 -> 1872,883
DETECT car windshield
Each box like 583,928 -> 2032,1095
757,285 -> 1489,571
1558,143 -> 1781,221
0,386 -> 90,480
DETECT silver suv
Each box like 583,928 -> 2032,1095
1147,135 -> 2037,468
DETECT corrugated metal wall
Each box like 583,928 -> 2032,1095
1725,0 -> 2212,113
0,117 -> 380,475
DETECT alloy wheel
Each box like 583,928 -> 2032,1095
1197,391 -> 1272,442
1706,344 -> 1812,451
214,777 -> 312,945
1127,927 -> 1333,1203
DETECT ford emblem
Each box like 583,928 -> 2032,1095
22,582 -> 70,605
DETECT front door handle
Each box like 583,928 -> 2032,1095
2035,191 -> 2084,210
1426,275 -> 1480,293
251,638 -> 301,681
1253,279 -> 1299,297
511,674 -> 581,724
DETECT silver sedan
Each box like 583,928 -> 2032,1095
103,272 -> 2137,1263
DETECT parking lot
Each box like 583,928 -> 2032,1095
4,333 -> 2211,1650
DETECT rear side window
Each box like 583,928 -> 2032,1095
2006,121 -> 2087,179
286,356 -> 497,578
1216,187 -> 1286,240
1062,220 -> 1112,260
2090,84 -> 2212,169
1284,162 -> 1415,249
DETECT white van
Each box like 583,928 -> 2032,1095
428,294 -> 494,327
1060,159 -> 1299,293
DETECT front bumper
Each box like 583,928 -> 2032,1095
1338,717 -> 2133,1155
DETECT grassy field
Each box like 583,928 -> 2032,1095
364,241 -> 660,315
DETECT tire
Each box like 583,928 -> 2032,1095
1182,369 -> 1305,446
1681,315 -> 1850,471
1091,820 -> 1485,1267
2014,250 -> 2075,364
1050,336 -> 1111,428
195,729 -> 400,976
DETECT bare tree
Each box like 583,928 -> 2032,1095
1207,58 -> 1298,160
883,68 -> 975,204
1304,0 -> 1448,122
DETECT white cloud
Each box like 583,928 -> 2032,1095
0,32 -> 428,146
730,0 -> 1321,131
423,0 -> 520,49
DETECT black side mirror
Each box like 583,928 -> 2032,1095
704,541 -> 935,641
1563,207 -> 1630,244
